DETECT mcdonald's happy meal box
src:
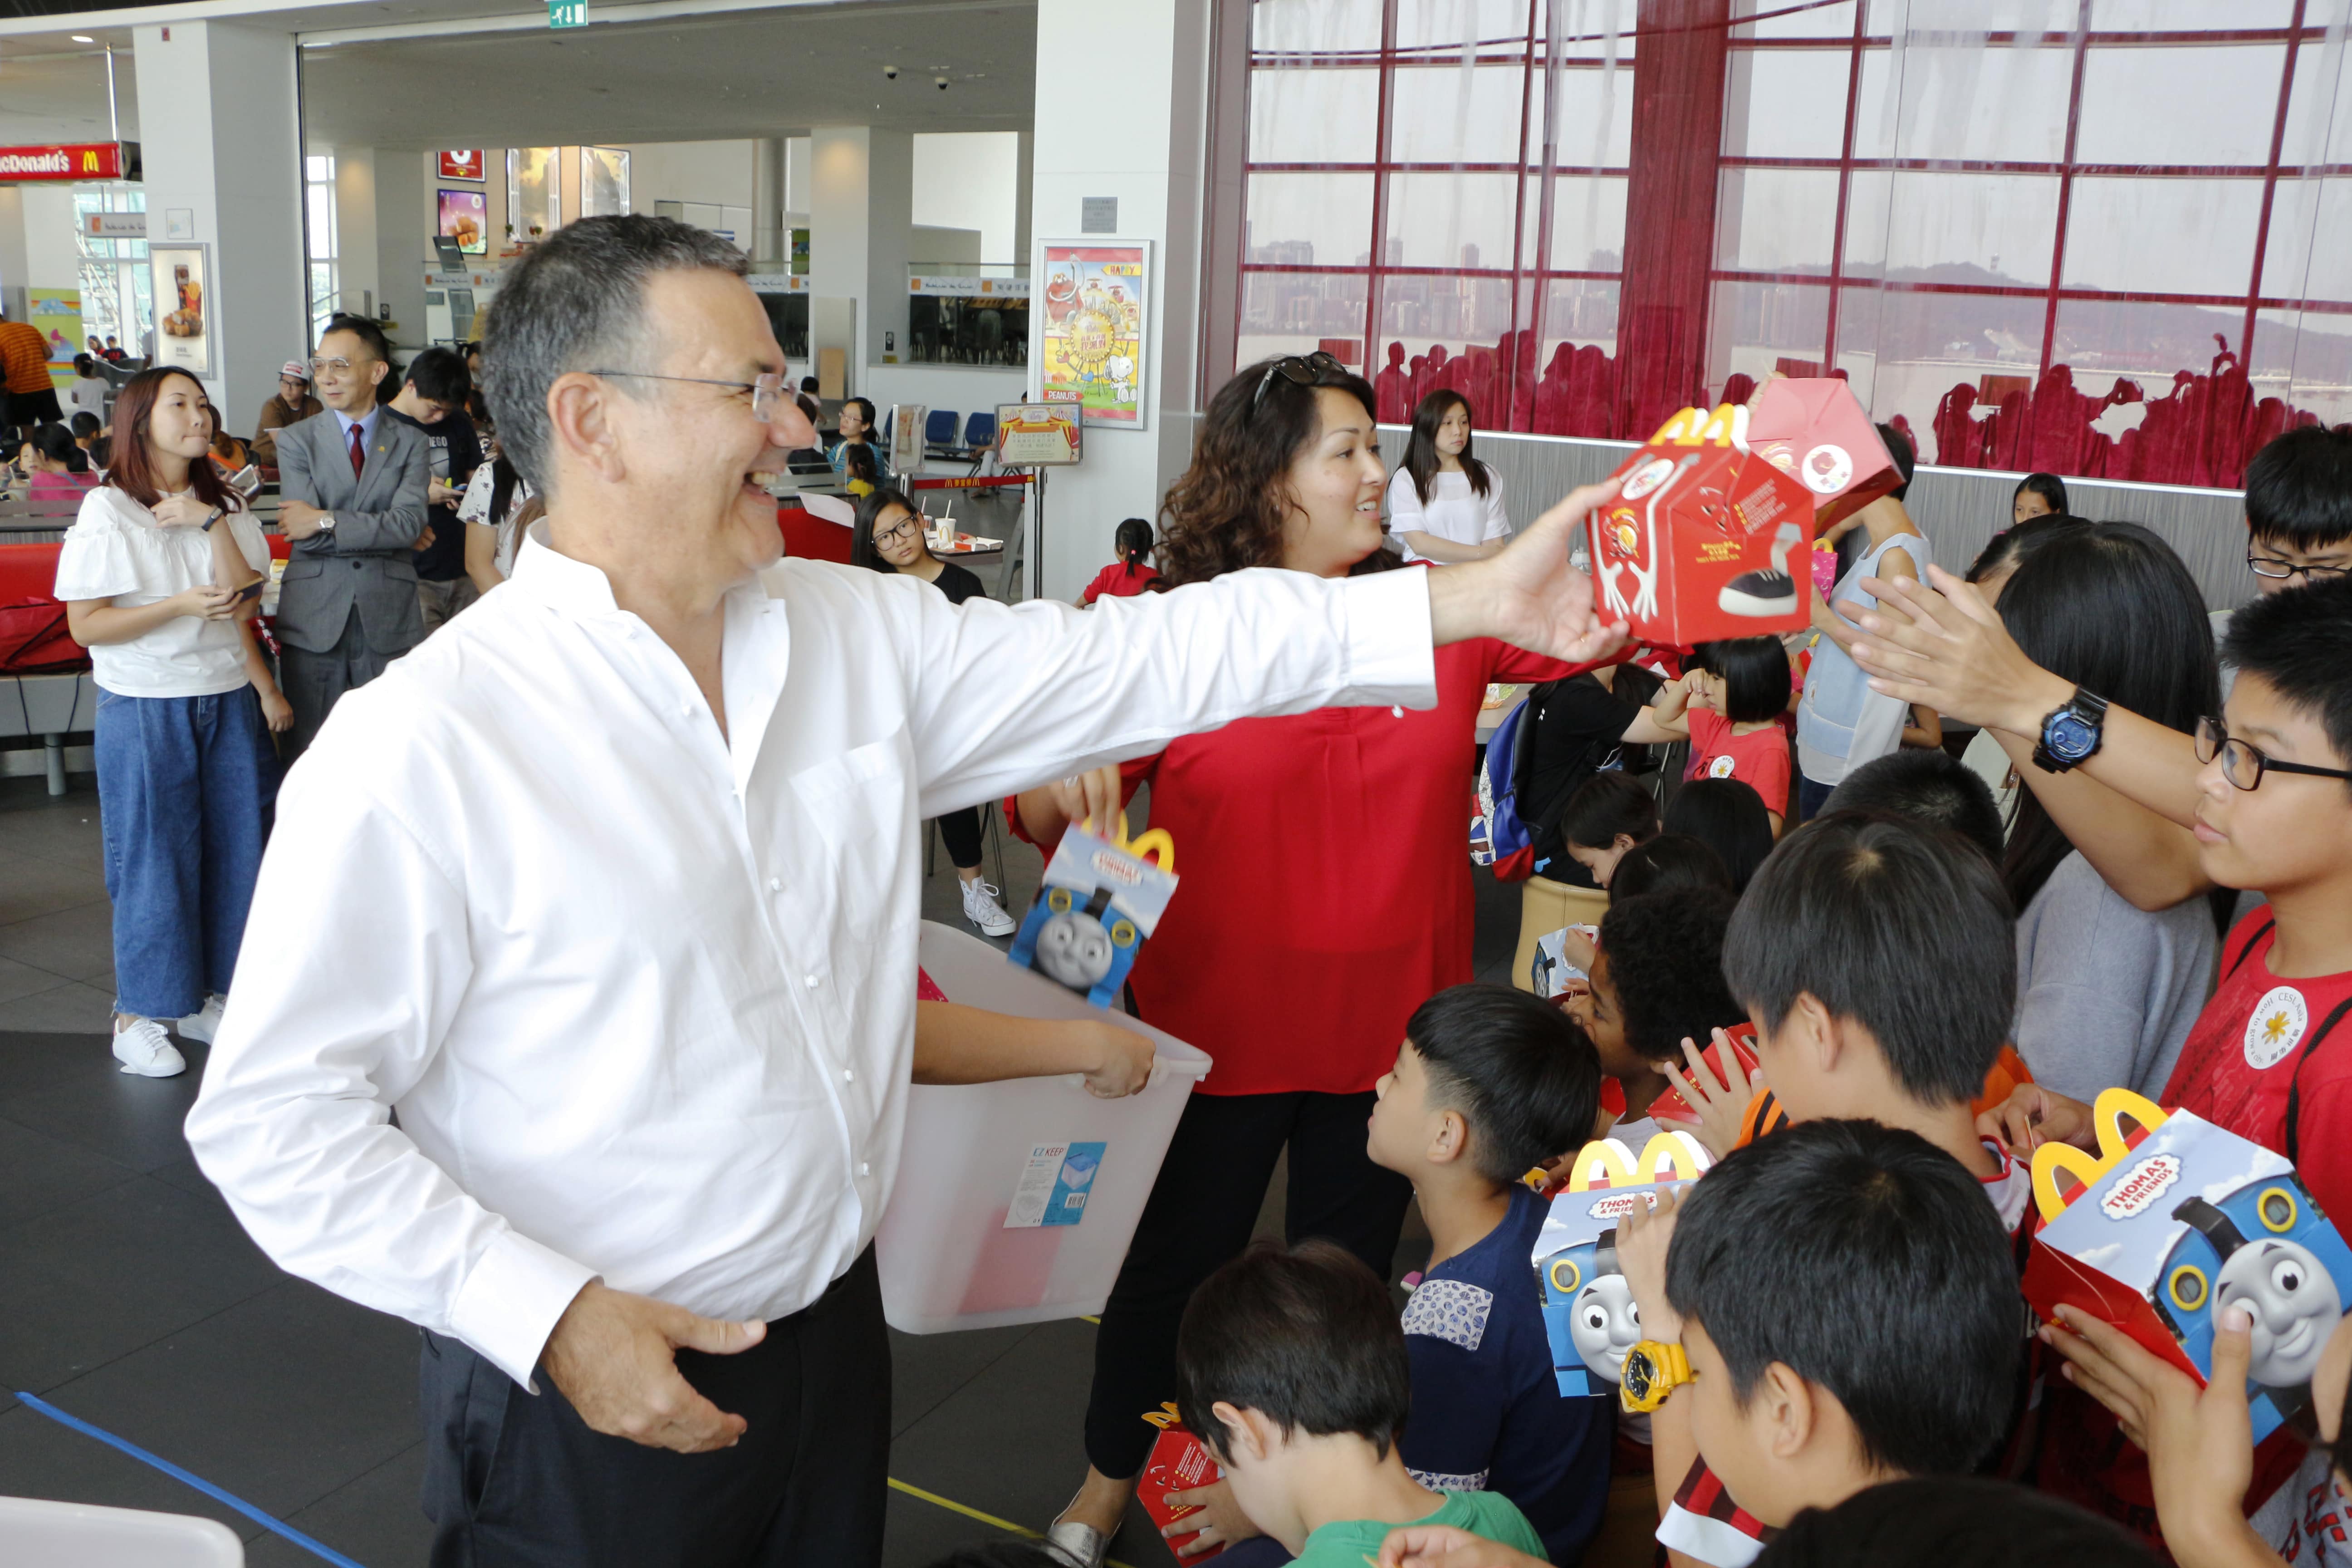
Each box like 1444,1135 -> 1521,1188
1533,1131 -> 1714,1398
2025,1087 -> 2352,1442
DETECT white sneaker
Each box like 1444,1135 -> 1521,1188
176,993 -> 227,1044
960,878 -> 1019,937
113,1017 -> 187,1078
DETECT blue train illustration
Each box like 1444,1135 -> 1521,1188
1009,883 -> 1142,1009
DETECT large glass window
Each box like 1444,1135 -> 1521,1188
72,184 -> 148,353
1238,0 -> 2352,489
305,154 -> 339,342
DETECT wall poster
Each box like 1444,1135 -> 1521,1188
1038,240 -> 1148,429
147,245 -> 210,376
28,288 -> 83,389
438,188 -> 488,254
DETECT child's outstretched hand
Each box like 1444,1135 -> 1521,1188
1071,1019 -> 1154,1098
1614,1185 -> 1684,1346
1976,1082 -> 2094,1157
2041,1304 -> 2277,1568
1654,1029 -> 1758,1160
1376,1523 -> 1549,1568
1160,1477 -> 1259,1558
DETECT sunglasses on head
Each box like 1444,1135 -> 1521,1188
1250,350 -> 1347,412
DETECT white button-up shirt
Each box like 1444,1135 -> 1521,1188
186,533 -> 1438,1388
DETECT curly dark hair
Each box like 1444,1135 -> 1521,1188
1597,887 -> 1747,1061
1156,356 -> 1390,587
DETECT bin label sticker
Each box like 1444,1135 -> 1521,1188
1006,1141 -> 1107,1228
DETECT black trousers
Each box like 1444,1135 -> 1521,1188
420,1248 -> 891,1568
938,804 -> 984,871
1083,1089 -> 1412,1478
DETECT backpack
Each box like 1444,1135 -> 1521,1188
1471,696 -> 1540,881
0,600 -> 85,674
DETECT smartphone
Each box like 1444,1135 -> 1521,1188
230,578 -> 265,605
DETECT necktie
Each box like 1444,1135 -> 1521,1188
348,422 -> 366,480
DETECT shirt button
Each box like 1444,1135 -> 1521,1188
805,974 -> 820,989
860,1162 -> 872,1177
1392,705 -> 1403,718
768,877 -> 782,892
843,1068 -> 856,1083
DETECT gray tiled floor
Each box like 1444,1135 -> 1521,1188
0,768 -> 1516,1566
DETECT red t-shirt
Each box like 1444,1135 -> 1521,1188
1015,636 -> 1583,1098
1681,708 -> 1793,818
1083,562 -> 1161,603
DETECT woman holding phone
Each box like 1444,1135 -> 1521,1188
52,367 -> 287,1079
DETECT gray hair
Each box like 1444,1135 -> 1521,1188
478,214 -> 748,493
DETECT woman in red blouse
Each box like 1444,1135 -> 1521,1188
1024,353 -> 1603,1563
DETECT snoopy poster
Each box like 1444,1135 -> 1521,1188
1040,241 -> 1150,429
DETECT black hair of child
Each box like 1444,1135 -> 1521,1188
1597,887 -> 1746,1061
1664,777 -> 1775,892
1875,421 -> 1916,500
1558,770 -> 1659,854
2013,471 -> 2069,518
1115,516 -> 1155,576
1825,749 -> 2005,869
2223,573 -> 2352,780
405,345 -> 473,406
1964,510 -> 2085,585
1174,1239 -> 1411,1466
1724,813 -> 2014,1103
1609,833 -> 1735,900
2244,425 -> 2352,552
1666,1119 -> 2022,1479
69,411 -> 101,440
1688,637 -> 1793,725
1406,983 -> 1602,1187
1752,1476 -> 2157,1568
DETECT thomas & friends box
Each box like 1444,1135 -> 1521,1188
2026,1088 -> 2352,1443
1592,403 -> 1817,647
1533,1131 -> 1714,1399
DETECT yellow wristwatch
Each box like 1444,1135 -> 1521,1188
1620,1339 -> 1695,1413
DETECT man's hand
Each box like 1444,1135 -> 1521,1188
1427,481 -> 1628,664
279,500 -> 327,540
1838,564 -> 2072,735
1614,1184 -> 1684,1345
1377,1523 -> 1548,1568
414,524 -> 437,553
540,1281 -> 768,1453
1160,1477 -> 1260,1558
1976,1082 -> 2095,1158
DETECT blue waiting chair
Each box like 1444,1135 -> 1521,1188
924,408 -> 963,458
962,410 -> 997,455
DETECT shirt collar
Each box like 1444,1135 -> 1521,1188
507,519 -> 771,625
334,403 -> 381,445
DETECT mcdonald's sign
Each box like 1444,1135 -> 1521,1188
0,142 -> 134,182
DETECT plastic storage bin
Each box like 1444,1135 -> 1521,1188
876,921 -> 1213,1333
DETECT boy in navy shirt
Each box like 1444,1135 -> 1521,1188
1366,984 -> 1612,1562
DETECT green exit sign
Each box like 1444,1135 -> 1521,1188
548,0 -> 586,26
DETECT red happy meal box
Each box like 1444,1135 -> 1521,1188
1138,1404 -> 1225,1560
1592,403 -> 1816,647
1745,377 -> 1901,532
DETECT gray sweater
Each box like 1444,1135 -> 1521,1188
2014,851 -> 2217,1101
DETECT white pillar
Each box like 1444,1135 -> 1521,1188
0,188 -> 28,312
132,20 -> 305,426
333,146 -> 379,328
374,150 -> 425,353
1028,0 -> 1210,599
753,137 -> 784,264
809,124 -> 913,382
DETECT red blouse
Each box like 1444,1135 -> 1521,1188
1023,634 -> 1581,1098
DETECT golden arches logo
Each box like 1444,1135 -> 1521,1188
2030,1087 -> 2175,1224
1645,402 -> 1749,451
1563,1131 -> 1712,1193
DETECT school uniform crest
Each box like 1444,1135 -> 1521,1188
2246,985 -> 2309,1069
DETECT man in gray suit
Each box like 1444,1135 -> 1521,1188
275,313 -> 433,755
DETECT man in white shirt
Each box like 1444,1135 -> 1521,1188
184,215 -> 1626,1568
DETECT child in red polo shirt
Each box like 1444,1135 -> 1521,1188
1080,517 -> 1161,604
1622,637 -> 1796,831
1983,577 -> 2352,1556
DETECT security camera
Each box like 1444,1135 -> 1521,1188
935,74 -> 949,89
882,64 -> 898,79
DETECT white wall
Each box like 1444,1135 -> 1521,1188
376,148 -> 425,351
20,186 -> 82,294
621,139 -> 757,210
786,136 -> 811,213
0,188 -> 29,307
912,225 -> 981,265
912,132 -> 1020,264
864,362 -> 1028,426
1028,0 -> 1209,598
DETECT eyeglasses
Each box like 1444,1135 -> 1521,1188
2196,715 -> 2352,791
873,512 -> 921,545
588,370 -> 790,423
309,356 -> 355,376
1250,350 -> 1346,412
2246,551 -> 2352,582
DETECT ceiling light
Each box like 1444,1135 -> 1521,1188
71,33 -> 94,42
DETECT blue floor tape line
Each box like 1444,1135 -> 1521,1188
15,1390 -> 370,1568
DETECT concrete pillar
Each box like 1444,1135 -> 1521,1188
753,137 -> 784,264
132,19 -> 306,425
0,188 -> 28,311
1028,0 -> 1211,599
1013,130 -> 1034,269
809,124 -> 913,379
374,148 -> 425,352
333,146 -> 379,328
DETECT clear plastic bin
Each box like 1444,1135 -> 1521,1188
876,921 -> 1213,1334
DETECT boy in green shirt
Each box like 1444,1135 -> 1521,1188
1172,1240 -> 1547,1566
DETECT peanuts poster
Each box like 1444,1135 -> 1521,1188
1040,243 -> 1148,429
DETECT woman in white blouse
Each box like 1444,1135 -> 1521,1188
457,442 -> 535,595
52,367 -> 284,1079
1389,388 -> 1510,564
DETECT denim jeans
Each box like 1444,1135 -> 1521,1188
96,686 -> 279,1021
1797,773 -> 1838,823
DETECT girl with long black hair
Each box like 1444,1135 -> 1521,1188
1390,388 -> 1509,564
1999,521 -> 2219,1099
